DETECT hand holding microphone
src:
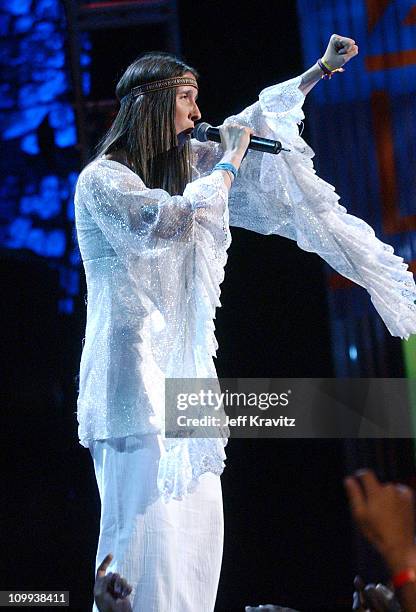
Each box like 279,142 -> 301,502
218,123 -> 253,157
207,123 -> 252,188
192,122 -> 288,155
193,122 -> 289,190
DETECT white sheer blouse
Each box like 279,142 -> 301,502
74,75 -> 416,500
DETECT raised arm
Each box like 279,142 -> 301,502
191,32 -> 415,339
192,33 -> 359,175
299,34 -> 358,95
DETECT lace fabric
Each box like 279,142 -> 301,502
75,75 -> 416,501
196,76 -> 416,338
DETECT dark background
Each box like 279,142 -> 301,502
3,1 -> 405,610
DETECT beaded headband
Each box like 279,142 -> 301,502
120,76 -> 198,103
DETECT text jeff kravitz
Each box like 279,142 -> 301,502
176,415 -> 296,427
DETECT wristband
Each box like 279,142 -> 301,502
392,568 -> 416,589
322,58 -> 337,72
318,58 -> 344,80
213,162 -> 238,180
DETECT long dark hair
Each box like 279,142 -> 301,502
95,52 -> 199,195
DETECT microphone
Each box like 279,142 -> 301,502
192,122 -> 289,155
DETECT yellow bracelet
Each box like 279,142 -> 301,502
322,59 -> 337,72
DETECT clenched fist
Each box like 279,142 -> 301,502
322,34 -> 359,70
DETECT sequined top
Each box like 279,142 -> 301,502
75,75 -> 416,499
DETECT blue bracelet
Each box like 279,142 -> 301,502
213,162 -> 238,180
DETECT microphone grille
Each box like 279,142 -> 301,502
192,122 -> 211,142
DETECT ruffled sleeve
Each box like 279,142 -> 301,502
75,159 -> 230,501
76,158 -> 229,254
193,76 -> 416,339
76,158 -> 231,365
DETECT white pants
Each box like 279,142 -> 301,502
90,434 -> 224,612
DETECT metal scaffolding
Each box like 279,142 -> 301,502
63,0 -> 181,164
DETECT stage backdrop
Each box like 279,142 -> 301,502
0,0 -> 92,315
296,0 -> 416,378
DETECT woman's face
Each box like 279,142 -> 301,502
175,71 -> 201,135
